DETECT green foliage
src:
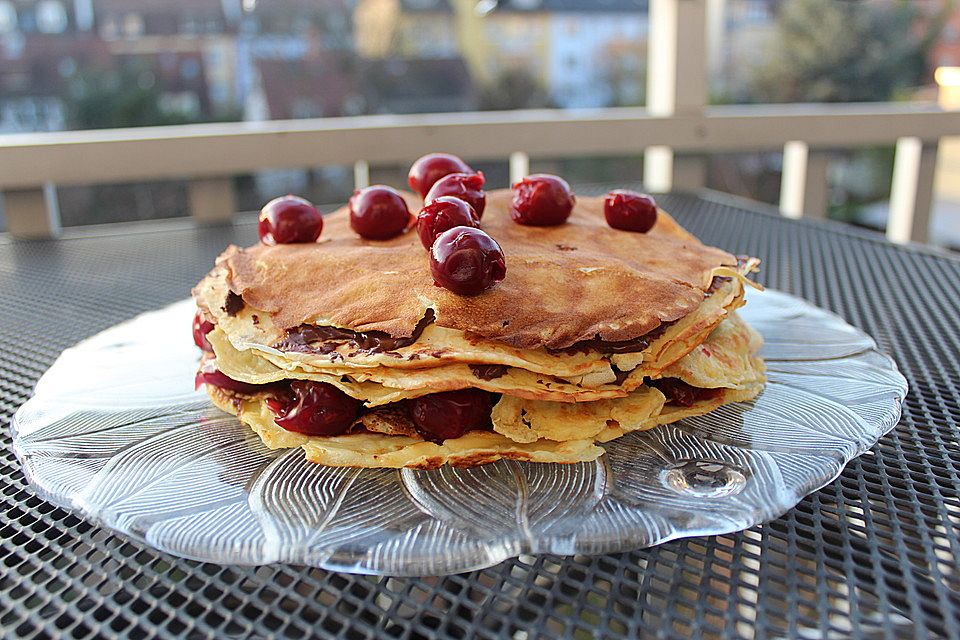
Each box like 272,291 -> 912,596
477,68 -> 553,111
751,0 -> 943,103
66,64 -> 198,130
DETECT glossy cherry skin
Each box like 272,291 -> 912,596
192,310 -> 215,352
510,174 -> 576,226
410,389 -> 493,442
267,380 -> 361,436
408,153 -> 474,198
430,226 -> 506,296
604,190 -> 658,233
416,196 -> 480,250
258,195 -> 323,245
195,360 -> 275,395
349,185 -> 412,240
424,172 -> 486,218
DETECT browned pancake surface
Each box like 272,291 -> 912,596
221,189 -> 736,350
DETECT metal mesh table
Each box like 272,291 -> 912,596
1,190 -> 958,639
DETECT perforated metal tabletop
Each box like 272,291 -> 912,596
1,190 -> 958,639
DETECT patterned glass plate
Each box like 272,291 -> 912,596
11,290 -> 907,576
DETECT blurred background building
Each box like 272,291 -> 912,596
0,0 -> 957,250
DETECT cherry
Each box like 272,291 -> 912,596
510,174 -> 575,226
430,226 -> 506,296
267,380 -> 361,436
410,389 -> 493,442
424,172 -> 486,218
192,310 -> 215,352
258,195 -> 323,245
604,189 -> 658,233
195,359 -> 275,395
349,185 -> 411,240
408,153 -> 474,198
416,196 -> 480,250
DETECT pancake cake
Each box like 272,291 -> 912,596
192,154 -> 765,469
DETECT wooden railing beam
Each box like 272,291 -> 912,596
1,105 -> 958,191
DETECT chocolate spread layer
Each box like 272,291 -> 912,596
469,364 -> 509,380
223,291 -> 245,316
551,321 -> 675,355
705,275 -> 732,296
277,309 -> 436,354
650,378 -> 722,407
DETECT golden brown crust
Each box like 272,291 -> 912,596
218,189 -> 737,350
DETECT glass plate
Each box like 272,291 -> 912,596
11,290 -> 907,576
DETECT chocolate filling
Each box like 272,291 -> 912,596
551,321 -> 675,355
277,309 -> 436,355
649,378 -> 723,407
705,275 -> 732,297
223,291 -> 245,316
611,366 -> 631,385
469,364 -> 509,380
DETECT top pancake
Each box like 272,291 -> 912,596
219,189 -> 737,350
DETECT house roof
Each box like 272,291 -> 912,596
362,56 -> 473,114
491,0 -> 646,12
256,52 -> 359,119
399,0 -> 452,12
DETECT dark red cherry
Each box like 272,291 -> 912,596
410,389 -> 493,442
258,195 -> 323,245
416,196 -> 480,250
510,174 -> 575,226
424,172 -> 486,218
268,380 -> 361,436
349,185 -> 411,240
195,360 -> 275,395
430,226 -> 506,296
604,190 -> 658,233
192,310 -> 215,352
408,153 -> 474,198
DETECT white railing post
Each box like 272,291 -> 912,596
888,136 -> 937,244
644,0 -> 708,192
187,178 -> 235,223
509,152 -> 530,184
353,160 -> 370,190
2,183 -> 61,238
779,141 -> 830,219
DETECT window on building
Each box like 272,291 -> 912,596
945,24 -> 959,44
180,59 -> 201,80
122,12 -> 144,37
99,14 -> 118,39
0,1 -> 16,33
36,0 -> 67,34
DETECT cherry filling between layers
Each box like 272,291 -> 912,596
649,378 -> 723,407
200,264 -> 739,438
200,366 -> 726,442
201,371 -> 497,442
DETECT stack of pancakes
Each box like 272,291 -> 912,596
193,189 -> 765,468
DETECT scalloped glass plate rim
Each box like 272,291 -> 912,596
10,289 -> 907,575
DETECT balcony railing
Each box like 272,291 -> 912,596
1,0 -> 958,245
